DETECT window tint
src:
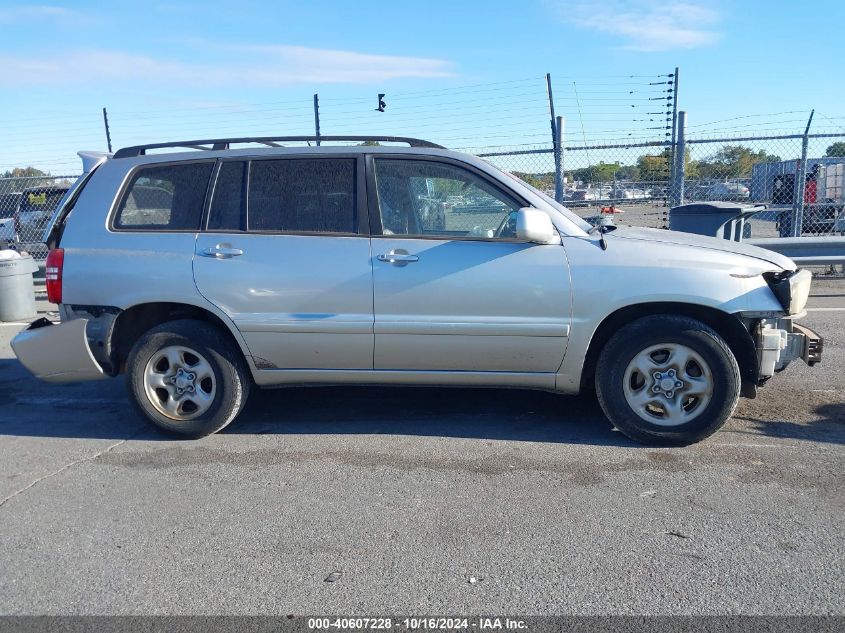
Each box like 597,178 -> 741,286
248,159 -> 355,233
208,161 -> 247,231
114,162 -> 213,230
373,159 -> 519,239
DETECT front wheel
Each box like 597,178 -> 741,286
595,315 -> 741,446
126,319 -> 251,437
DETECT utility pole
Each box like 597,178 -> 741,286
313,94 -> 321,146
102,107 -> 113,153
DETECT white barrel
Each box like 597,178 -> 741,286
0,254 -> 39,322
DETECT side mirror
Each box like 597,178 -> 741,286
516,207 -> 560,244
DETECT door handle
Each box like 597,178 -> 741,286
200,244 -> 243,259
377,250 -> 419,265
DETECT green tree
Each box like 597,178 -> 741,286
568,161 -> 622,184
824,142 -> 845,157
692,145 -> 780,179
636,150 -> 673,181
2,166 -> 47,179
615,164 -> 641,181
511,171 -> 554,190
0,166 -> 53,192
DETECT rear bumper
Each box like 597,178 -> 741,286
11,318 -> 107,383
757,319 -> 823,378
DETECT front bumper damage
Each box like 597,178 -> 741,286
11,318 -> 107,383
757,318 -> 823,378
752,268 -> 822,379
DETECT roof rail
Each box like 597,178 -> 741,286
113,135 -> 445,158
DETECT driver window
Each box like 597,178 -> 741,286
373,159 -> 520,239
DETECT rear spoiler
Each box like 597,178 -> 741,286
43,151 -> 111,248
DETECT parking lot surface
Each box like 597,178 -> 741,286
0,281 -> 843,615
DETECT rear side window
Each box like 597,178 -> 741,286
248,159 -> 355,233
208,161 -> 247,231
114,162 -> 213,230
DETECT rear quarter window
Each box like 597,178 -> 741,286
113,162 -> 214,231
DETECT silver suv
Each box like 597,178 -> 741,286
12,136 -> 822,445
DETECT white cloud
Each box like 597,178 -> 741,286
558,1 -> 722,52
0,45 -> 455,88
0,4 -> 75,22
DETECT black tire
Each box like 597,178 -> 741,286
595,315 -> 740,446
125,319 -> 251,437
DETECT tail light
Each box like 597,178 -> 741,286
13,212 -> 21,236
45,248 -> 64,304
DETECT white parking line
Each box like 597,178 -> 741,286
712,443 -> 800,449
807,307 -> 845,311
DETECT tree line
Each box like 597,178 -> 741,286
514,142 -> 845,189
0,167 -> 68,193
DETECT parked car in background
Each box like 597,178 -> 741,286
710,182 -> 750,200
0,192 -> 21,246
12,138 -> 822,447
689,181 -> 750,202
14,185 -> 70,256
609,187 -> 652,200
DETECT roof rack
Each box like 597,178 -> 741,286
113,135 -> 445,158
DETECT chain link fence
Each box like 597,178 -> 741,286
3,130 -> 845,262
473,131 -> 845,239
474,142 -> 672,229
0,175 -> 76,259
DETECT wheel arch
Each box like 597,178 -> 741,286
109,301 -> 253,375
580,302 -> 759,397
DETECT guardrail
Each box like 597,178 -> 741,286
747,237 -> 845,265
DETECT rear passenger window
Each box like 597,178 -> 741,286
114,162 -> 213,230
248,159 -> 355,233
208,161 -> 247,231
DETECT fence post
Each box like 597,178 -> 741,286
554,116 -> 565,203
792,110 -> 814,237
313,93 -> 321,146
545,74 -> 563,202
670,110 -> 686,207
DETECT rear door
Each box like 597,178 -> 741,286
193,155 -> 374,371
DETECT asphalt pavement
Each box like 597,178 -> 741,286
0,282 -> 843,615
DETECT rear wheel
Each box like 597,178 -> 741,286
595,315 -> 740,445
126,319 -> 250,437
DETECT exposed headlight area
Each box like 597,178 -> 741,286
763,269 -> 812,316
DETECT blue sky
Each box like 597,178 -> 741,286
1,0 -> 844,173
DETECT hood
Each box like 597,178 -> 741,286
608,226 -> 795,270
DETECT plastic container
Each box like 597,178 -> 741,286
669,202 -> 759,241
0,254 -> 39,322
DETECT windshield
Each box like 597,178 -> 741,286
503,172 -> 592,232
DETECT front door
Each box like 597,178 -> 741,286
193,156 -> 374,371
369,156 -> 571,373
